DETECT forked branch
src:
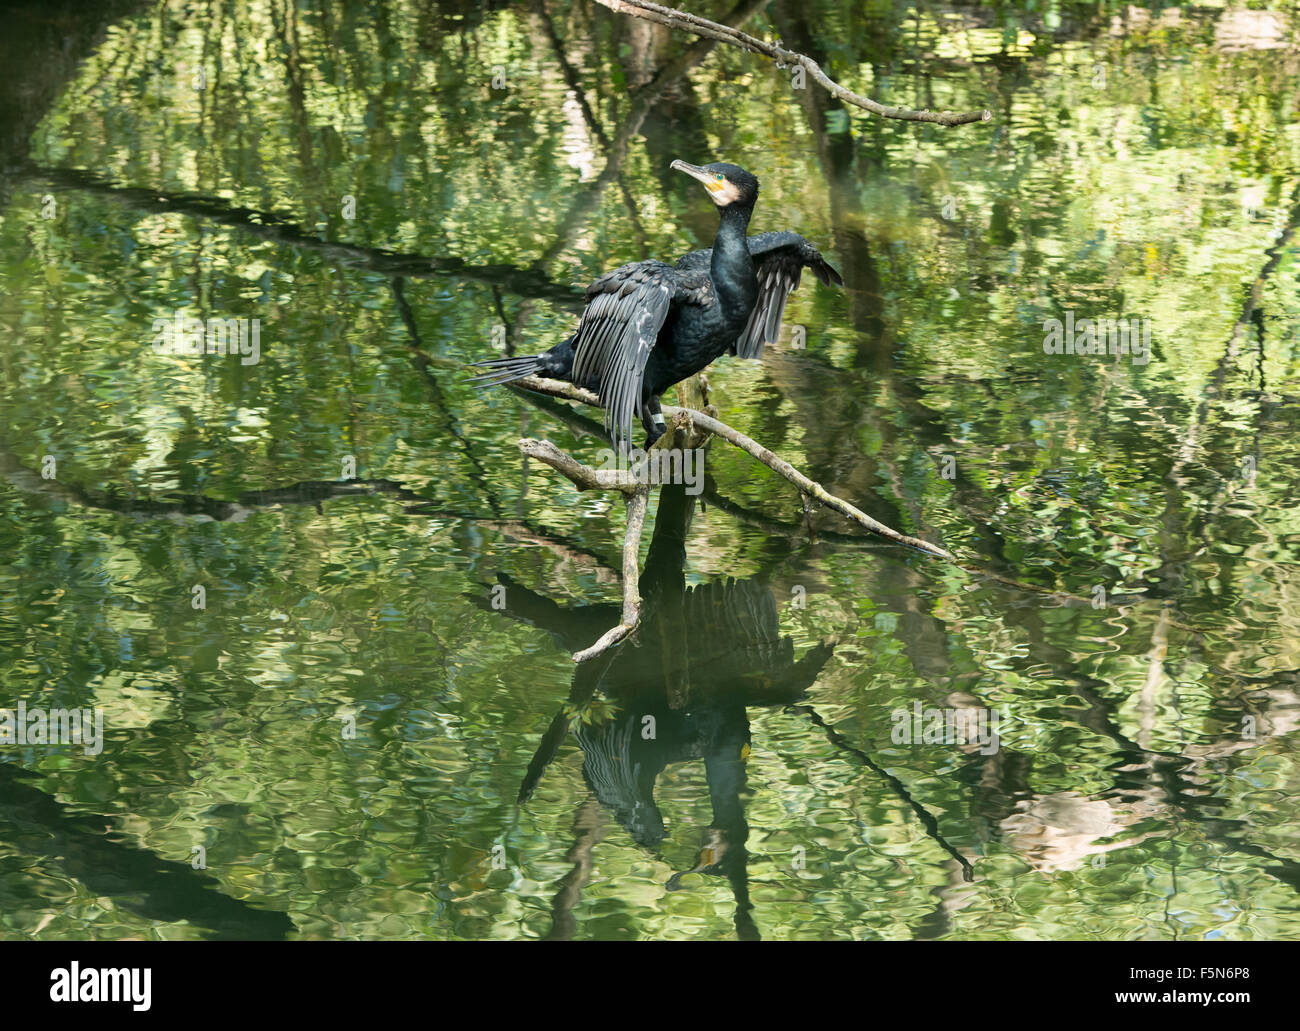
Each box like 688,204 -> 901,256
515,374 -> 953,559
520,415 -> 702,660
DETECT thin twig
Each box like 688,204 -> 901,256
593,0 -> 991,126
659,402 -> 953,557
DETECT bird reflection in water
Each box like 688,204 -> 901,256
495,482 -> 833,940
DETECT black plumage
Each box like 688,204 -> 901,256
471,160 -> 843,452
677,231 -> 844,359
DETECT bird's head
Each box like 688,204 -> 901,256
670,159 -> 759,209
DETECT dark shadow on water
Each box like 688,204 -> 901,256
0,763 -> 294,941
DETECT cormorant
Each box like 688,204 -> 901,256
470,159 -> 844,451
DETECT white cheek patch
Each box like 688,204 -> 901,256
652,413 -> 666,426
709,180 -> 742,206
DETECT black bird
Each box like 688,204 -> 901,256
470,159 -> 844,451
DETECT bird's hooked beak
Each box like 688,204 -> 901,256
671,159 -> 741,207
670,159 -> 721,192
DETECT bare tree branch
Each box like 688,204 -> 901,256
500,375 -> 1216,636
519,437 -> 640,493
571,489 -> 648,662
657,402 -> 952,557
592,0 -> 991,127
514,373 -> 953,558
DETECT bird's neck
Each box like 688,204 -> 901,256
710,204 -> 756,315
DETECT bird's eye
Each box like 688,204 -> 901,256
715,173 -> 725,182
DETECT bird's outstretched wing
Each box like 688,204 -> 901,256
733,232 -> 843,359
571,260 -> 712,452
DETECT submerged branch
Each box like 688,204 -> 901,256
592,0 -> 990,127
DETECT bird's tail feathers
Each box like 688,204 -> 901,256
467,354 -> 544,388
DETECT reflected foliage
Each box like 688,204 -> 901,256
1,0 -> 1299,939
